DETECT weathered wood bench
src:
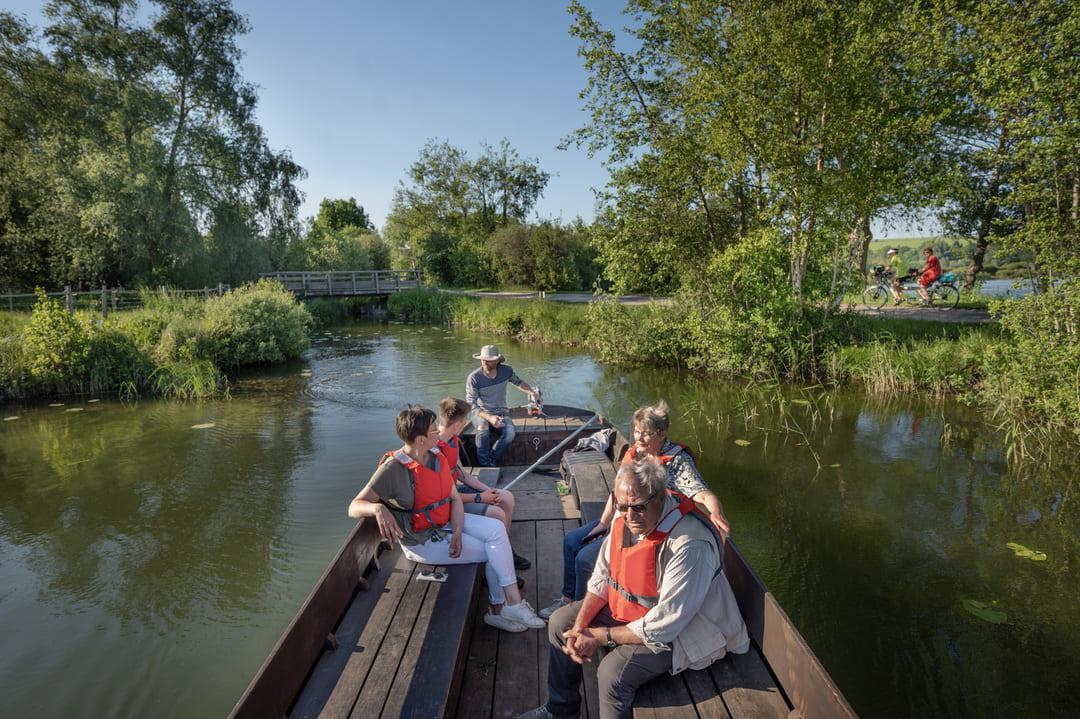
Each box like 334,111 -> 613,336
288,549 -> 481,718
285,469 -> 508,717
560,450 -> 793,719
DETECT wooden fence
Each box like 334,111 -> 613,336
2,284 -> 229,316
258,270 -> 423,297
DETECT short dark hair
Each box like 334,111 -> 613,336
924,246 -> 934,254
439,397 -> 471,426
396,405 -> 436,443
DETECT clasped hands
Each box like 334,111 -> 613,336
561,626 -> 602,664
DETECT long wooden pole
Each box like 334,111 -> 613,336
500,414 -> 599,491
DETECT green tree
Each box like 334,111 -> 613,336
567,0 -> 952,313
0,1 -> 305,290
386,138 -> 550,286
930,0 -> 1079,287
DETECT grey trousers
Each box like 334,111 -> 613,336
544,601 -> 673,719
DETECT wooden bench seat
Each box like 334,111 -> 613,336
289,548 -> 481,718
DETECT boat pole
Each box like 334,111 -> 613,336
500,413 -> 600,491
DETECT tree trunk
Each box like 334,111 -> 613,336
964,121 -> 1009,289
853,215 -> 873,277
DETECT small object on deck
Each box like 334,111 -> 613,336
324,633 -> 339,651
417,568 -> 448,583
527,388 -> 545,417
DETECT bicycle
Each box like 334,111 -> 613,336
862,267 -> 960,310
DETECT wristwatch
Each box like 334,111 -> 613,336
604,627 -> 617,649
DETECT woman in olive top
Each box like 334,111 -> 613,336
348,405 -> 544,633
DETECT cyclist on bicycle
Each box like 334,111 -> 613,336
886,248 -> 903,305
916,246 -> 942,304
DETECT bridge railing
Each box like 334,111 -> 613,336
259,270 -> 423,296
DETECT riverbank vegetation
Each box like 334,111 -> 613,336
0,281 -> 311,400
387,287 -> 1079,454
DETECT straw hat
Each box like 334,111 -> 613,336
473,344 -> 504,361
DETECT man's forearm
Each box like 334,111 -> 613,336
572,591 -> 607,631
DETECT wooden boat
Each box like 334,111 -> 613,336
230,405 -> 857,719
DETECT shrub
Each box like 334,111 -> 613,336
304,297 -> 352,327
202,280 -> 312,367
24,289 -> 90,387
387,288 -> 458,322
984,283 -> 1080,442
154,315 -> 211,363
87,326 -> 153,390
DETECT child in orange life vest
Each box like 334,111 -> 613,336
348,404 -> 544,633
437,398 -> 530,570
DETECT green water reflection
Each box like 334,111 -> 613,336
1,322 -> 1077,717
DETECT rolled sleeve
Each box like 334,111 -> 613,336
586,535 -> 612,597
626,539 -> 716,652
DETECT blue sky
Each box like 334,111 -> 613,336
7,0 -> 931,236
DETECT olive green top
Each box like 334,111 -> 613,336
367,451 -> 445,546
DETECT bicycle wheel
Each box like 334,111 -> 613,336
932,284 -> 959,310
862,285 -> 888,309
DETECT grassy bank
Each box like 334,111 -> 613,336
387,288 -> 1079,455
1,280 -> 312,401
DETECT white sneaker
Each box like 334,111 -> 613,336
539,597 -> 569,620
484,609 -> 527,633
501,600 -> 546,629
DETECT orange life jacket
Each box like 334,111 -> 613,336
605,491 -> 722,623
383,447 -> 453,537
436,436 -> 465,482
621,442 -> 692,465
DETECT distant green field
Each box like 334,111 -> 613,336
869,236 -> 969,249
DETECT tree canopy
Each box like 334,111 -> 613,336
0,0 -> 305,290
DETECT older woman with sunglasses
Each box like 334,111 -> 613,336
540,401 -> 731,619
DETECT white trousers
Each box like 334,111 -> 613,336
400,513 -> 517,605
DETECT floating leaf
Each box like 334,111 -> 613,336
827,463 -> 841,469
65,407 -> 84,413
962,599 -> 1007,623
1006,542 -> 1047,561
87,399 -> 100,403
49,403 -> 64,407
3,416 -> 18,421
191,423 -> 215,430
734,439 -> 751,446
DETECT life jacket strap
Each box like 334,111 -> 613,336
604,576 -> 659,609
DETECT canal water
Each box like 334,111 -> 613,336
1,322 -> 1077,717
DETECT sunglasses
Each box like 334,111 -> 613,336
614,489 -> 659,514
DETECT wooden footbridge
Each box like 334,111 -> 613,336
260,270 -> 424,297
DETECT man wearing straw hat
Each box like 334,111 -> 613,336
466,344 -> 539,467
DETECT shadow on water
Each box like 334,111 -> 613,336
2,320 -> 1078,718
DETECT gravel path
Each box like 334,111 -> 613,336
449,290 -> 994,323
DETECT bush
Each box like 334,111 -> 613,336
985,283 -> 1080,441
202,280 -> 312,367
87,326 -> 153,391
24,289 -> 90,387
387,288 -> 459,322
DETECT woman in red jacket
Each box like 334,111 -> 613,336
917,246 -> 942,303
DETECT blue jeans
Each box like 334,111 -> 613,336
561,519 -> 607,600
475,412 -> 515,466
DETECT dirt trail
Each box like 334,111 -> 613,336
450,290 -> 994,323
